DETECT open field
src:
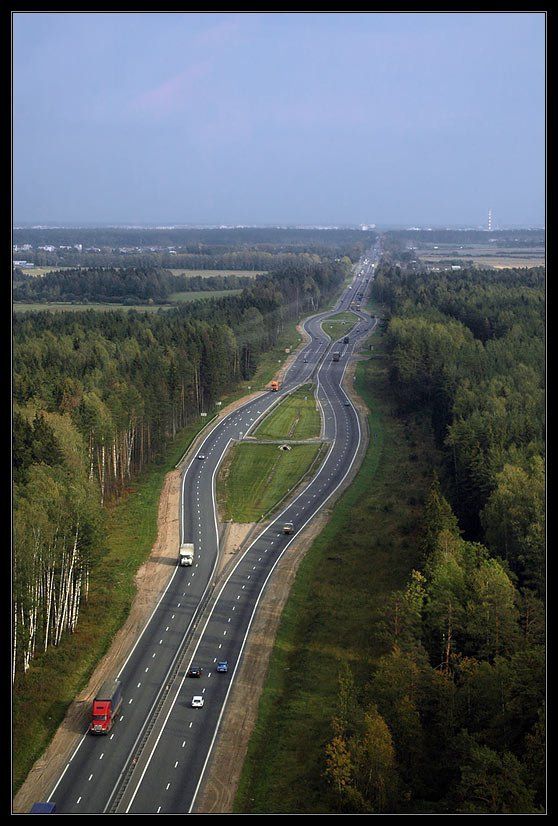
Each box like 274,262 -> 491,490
426,256 -> 544,269
417,243 -> 545,270
168,269 -> 266,278
168,288 -> 242,302
253,384 -> 320,441
320,310 -> 358,342
234,313 -> 441,813
217,442 -> 323,523
13,290 -> 242,313
12,415 -> 211,794
14,266 -> 76,277
13,302 -> 170,313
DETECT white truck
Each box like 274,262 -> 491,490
179,543 -> 194,566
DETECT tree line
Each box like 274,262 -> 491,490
14,225 -> 377,250
13,256 -> 348,680
383,229 -> 545,247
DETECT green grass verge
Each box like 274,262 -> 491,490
233,316 -> 441,813
218,442 -> 323,523
253,384 -> 321,441
12,415 -> 211,795
167,289 -> 242,302
321,311 -> 358,343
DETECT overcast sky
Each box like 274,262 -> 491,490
13,12 -> 545,227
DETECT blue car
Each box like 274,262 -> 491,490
216,661 -> 228,673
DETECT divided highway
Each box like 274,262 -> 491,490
47,245 -> 380,814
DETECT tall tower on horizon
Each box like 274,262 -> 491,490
487,209 -> 493,232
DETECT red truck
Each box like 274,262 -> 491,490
89,678 -> 123,734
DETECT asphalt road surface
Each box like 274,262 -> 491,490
47,244 -> 380,814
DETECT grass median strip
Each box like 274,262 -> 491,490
217,442 -> 324,523
253,384 -> 321,441
321,311 -> 358,342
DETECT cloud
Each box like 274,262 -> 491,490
131,60 -> 212,117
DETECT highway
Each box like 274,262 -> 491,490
47,244 -> 380,814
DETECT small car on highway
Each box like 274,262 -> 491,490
283,522 -> 294,535
216,661 -> 229,673
197,454 -> 205,460
191,695 -> 204,708
188,665 -> 203,678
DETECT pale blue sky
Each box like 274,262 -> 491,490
13,12 -> 545,226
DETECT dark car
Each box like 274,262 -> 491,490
188,665 -> 203,678
216,661 -> 229,673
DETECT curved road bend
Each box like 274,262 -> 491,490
48,246 -> 379,814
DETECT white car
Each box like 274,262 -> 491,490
191,695 -> 204,708
197,454 -> 205,460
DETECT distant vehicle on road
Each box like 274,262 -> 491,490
188,665 -> 203,677
343,336 -> 349,343
197,454 -> 205,460
270,380 -> 280,391
332,352 -> 341,362
303,357 -> 308,363
89,678 -> 123,734
191,695 -> 204,708
344,400 -> 351,406
216,661 -> 228,673
283,522 -> 294,535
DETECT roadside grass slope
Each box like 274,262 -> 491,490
234,308 -> 441,813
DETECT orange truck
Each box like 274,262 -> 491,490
270,380 -> 280,391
